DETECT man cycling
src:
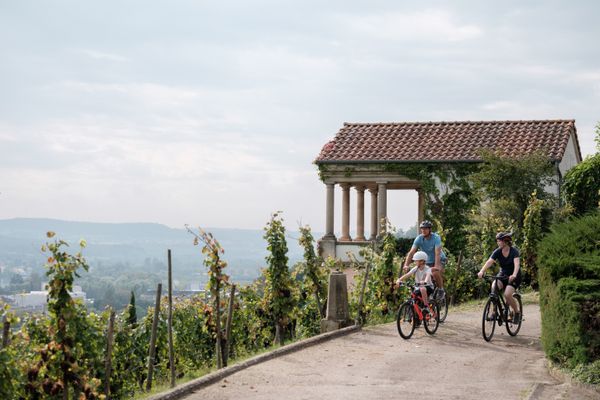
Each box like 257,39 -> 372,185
403,220 -> 447,300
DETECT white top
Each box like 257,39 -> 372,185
409,266 -> 434,287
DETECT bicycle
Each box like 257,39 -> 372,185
481,275 -> 523,342
396,282 -> 440,339
430,285 -> 448,323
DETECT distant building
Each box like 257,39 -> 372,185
12,284 -> 89,314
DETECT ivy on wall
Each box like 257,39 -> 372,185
317,162 -> 478,257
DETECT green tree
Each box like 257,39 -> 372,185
262,212 -> 295,345
297,225 -> 327,318
126,291 -> 137,326
562,124 -> 600,215
471,149 -> 556,230
521,191 -> 545,289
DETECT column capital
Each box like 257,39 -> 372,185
354,184 -> 365,193
339,182 -> 351,190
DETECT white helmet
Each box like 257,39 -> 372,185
413,251 -> 428,262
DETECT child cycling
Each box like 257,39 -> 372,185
396,251 -> 434,314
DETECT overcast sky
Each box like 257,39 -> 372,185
1,1 -> 598,234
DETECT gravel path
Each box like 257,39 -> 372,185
181,304 -> 599,400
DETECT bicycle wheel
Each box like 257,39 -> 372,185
424,303 -> 440,335
482,298 -> 497,342
506,293 -> 523,336
437,296 -> 448,323
396,302 -> 416,339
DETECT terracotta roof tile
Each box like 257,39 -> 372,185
315,120 -> 577,163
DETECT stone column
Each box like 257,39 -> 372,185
377,182 -> 388,237
324,183 -> 336,239
369,187 -> 378,240
417,189 -> 425,227
320,271 -> 351,332
355,185 -> 366,241
339,183 -> 351,241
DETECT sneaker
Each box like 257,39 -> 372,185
513,312 -> 521,324
436,288 -> 446,300
422,306 -> 430,315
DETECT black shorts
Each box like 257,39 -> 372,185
496,272 -> 522,290
414,286 -> 434,296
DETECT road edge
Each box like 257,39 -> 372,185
146,324 -> 362,400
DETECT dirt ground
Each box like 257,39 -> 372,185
182,304 -> 599,400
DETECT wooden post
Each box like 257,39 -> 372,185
450,251 -> 463,306
215,283 -> 223,369
146,283 -> 162,392
2,315 -> 9,348
356,261 -> 372,326
167,250 -> 175,388
104,309 -> 115,397
223,284 -> 236,367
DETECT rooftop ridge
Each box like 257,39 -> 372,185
343,119 -> 575,126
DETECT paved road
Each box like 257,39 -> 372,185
183,304 -> 599,400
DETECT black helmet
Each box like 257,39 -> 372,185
419,220 -> 433,229
495,232 -> 512,241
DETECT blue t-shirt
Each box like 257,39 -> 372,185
490,246 -> 520,275
412,233 -> 447,265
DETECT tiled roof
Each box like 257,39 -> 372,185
315,120 -> 577,163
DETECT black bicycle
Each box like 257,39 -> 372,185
481,275 -> 523,342
430,286 -> 448,323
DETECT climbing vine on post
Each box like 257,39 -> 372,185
187,226 -> 229,369
262,212 -> 295,346
297,225 -> 327,318
521,191 -> 545,289
26,232 -> 101,399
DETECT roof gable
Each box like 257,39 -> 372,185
315,120 -> 579,163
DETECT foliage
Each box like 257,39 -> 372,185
188,226 -> 230,368
262,212 -> 295,345
521,191 -> 546,289
470,149 -> 556,230
444,255 -> 488,305
24,232 -> 102,399
350,223 -> 400,323
127,291 -> 137,326
562,152 -> 600,216
382,162 -> 478,256
538,211 -> 600,367
296,225 -> 327,318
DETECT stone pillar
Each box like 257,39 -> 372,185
324,183 -> 336,240
369,187 -> 378,240
377,182 -> 388,236
320,271 -> 352,332
355,185 -> 366,241
339,183 -> 351,241
417,189 -> 425,227
319,183 -> 337,259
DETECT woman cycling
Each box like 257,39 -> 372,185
477,232 -> 522,323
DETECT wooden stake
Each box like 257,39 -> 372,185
104,309 -> 115,397
146,283 -> 162,391
2,315 -> 9,348
168,249 -> 175,388
223,284 -> 236,367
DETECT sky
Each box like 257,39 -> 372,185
0,1 -> 599,235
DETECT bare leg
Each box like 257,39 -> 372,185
504,286 -> 518,314
431,268 -> 444,289
420,287 -> 429,306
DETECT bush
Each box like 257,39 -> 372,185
562,153 -> 600,216
538,211 -> 600,367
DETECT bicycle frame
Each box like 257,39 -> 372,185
488,277 -> 510,324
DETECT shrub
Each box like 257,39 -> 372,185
562,153 -> 600,216
538,211 -> 600,366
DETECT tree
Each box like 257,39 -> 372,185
126,291 -> 137,326
470,149 -> 556,230
262,212 -> 295,345
297,225 -> 327,318
562,123 -> 600,216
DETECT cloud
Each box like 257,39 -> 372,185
341,9 -> 483,42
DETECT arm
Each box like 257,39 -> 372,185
396,268 -> 415,285
510,258 -> 520,282
434,245 -> 442,270
478,258 -> 495,279
403,246 -> 417,271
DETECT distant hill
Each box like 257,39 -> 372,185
0,218 -> 309,285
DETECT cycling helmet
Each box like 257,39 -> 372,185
413,251 -> 428,262
495,232 -> 512,241
419,220 -> 433,229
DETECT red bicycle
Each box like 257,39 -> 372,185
396,283 -> 440,339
